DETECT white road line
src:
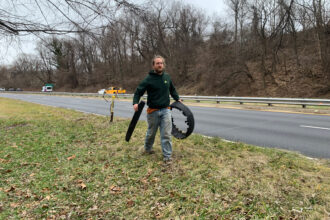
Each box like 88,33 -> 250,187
222,139 -> 235,143
300,125 -> 330,131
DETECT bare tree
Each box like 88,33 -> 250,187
249,0 -> 294,88
37,44 -> 56,84
227,0 -> 244,65
2,0 -> 329,97
311,0 -> 330,75
295,0 -> 329,78
10,55 -> 43,88
0,0 -> 140,36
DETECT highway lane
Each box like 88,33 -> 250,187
1,93 -> 330,158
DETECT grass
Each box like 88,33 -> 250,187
0,97 -> 329,219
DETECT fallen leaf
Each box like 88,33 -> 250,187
88,205 -> 98,211
110,185 -> 121,193
79,183 -> 87,190
127,200 -> 135,207
10,203 -> 19,208
146,169 -> 153,177
155,212 -> 162,219
141,178 -> 148,184
67,155 -> 76,161
25,203 -> 33,208
15,190 -> 24,196
12,143 -> 18,148
30,173 -> 35,177
152,177 -> 160,183
0,158 -> 8,163
5,186 -> 15,192
42,188 -> 50,193
20,162 -> 30,167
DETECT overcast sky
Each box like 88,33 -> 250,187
0,0 -> 228,66
187,0 -> 227,15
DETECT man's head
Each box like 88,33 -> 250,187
152,55 -> 165,74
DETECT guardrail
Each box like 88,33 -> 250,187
1,91 -> 330,108
177,96 -> 330,108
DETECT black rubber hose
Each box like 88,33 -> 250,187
170,101 -> 195,139
125,101 -> 145,142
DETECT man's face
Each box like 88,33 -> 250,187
153,58 -> 164,73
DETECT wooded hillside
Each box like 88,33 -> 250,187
0,0 -> 329,97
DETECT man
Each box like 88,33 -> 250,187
133,55 -> 180,164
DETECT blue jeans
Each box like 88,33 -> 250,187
145,108 -> 172,159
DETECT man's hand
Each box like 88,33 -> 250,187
178,99 -> 183,103
133,104 -> 139,112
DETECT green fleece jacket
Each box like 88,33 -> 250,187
133,70 -> 180,108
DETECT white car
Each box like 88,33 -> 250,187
42,86 -> 53,92
98,89 -> 105,95
0,88 -> 5,91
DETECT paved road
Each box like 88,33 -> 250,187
1,93 -> 330,158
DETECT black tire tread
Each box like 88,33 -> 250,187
170,101 -> 195,139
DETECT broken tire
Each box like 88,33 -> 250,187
170,101 -> 195,139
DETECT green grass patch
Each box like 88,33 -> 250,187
0,97 -> 329,219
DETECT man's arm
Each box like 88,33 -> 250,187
133,78 -> 148,111
169,79 -> 180,101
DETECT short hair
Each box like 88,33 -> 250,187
152,55 -> 165,66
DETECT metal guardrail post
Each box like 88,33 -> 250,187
110,95 -> 115,123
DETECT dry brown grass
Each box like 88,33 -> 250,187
0,97 -> 329,219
